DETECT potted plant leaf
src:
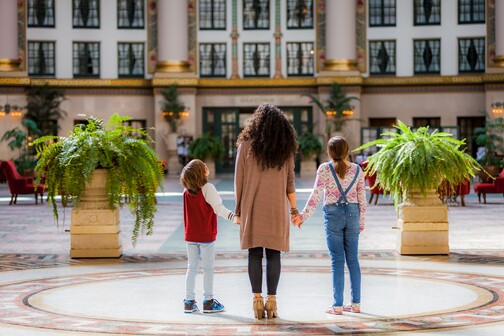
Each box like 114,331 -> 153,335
302,82 -> 360,140
355,120 -> 484,255
297,131 -> 322,177
475,111 -> 504,178
160,84 -> 186,134
1,119 -> 42,175
188,133 -> 225,179
34,113 -> 164,257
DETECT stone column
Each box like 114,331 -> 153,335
323,0 -> 357,72
230,0 -> 239,78
273,0 -> 283,78
0,0 -> 19,71
494,0 -> 504,67
156,0 -> 190,73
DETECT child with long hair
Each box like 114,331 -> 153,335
180,159 -> 238,314
297,136 -> 366,315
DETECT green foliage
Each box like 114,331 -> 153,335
33,113 -> 164,245
1,119 -> 41,173
475,111 -> 504,168
354,120 -> 484,206
24,84 -> 66,136
302,82 -> 360,133
188,133 -> 225,161
160,85 -> 186,133
297,131 -> 322,159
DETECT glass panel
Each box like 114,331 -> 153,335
199,0 -> 226,29
73,0 -> 100,28
369,0 -> 396,27
243,0 -> 270,29
73,42 -> 100,77
414,0 -> 441,25
414,39 -> 441,74
287,0 -> 313,28
458,38 -> 485,73
369,40 -> 396,74
118,42 -> 145,77
118,0 -> 144,28
199,43 -> 227,77
28,41 -> 55,76
27,0 -> 55,27
286,42 -> 314,76
243,43 -> 270,77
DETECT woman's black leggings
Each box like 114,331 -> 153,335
248,247 -> 281,295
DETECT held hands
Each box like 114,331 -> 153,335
291,213 -> 304,228
233,215 -> 241,225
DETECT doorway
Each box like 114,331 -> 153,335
202,106 -> 313,173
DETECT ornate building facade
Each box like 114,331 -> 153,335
0,0 -> 503,174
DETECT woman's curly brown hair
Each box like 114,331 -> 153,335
236,103 -> 298,170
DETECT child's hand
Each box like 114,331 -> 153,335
233,215 -> 241,224
291,214 -> 303,228
360,225 -> 364,233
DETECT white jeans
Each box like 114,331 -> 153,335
185,242 -> 215,301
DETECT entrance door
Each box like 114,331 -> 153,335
203,106 -> 313,174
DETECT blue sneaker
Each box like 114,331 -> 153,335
203,298 -> 225,313
184,299 -> 198,313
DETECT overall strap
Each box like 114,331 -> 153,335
328,162 -> 360,204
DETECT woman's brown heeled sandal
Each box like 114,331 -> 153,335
265,295 -> 278,319
253,296 -> 265,319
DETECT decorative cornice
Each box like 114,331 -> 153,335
0,74 -> 502,90
0,59 -> 20,72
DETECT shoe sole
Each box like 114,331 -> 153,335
203,309 -> 225,313
184,310 -> 198,313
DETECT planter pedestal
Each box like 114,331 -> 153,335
70,170 -> 122,258
300,158 -> 317,178
396,190 -> 449,255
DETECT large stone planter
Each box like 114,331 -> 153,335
396,189 -> 449,255
300,156 -> 318,178
70,169 -> 122,258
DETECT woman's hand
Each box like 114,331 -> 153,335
233,215 -> 241,224
291,214 -> 303,228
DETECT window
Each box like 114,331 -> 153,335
413,117 -> 441,128
458,0 -> 485,24
73,0 -> 100,28
199,0 -> 226,30
27,0 -> 55,27
369,0 -> 396,27
243,43 -> 270,77
243,0 -> 269,29
27,41 -> 55,76
286,42 -> 314,76
369,40 -> 396,75
414,0 -> 440,25
287,0 -> 313,29
414,39 -> 440,74
459,38 -> 485,73
73,42 -> 100,78
199,43 -> 227,77
118,0 -> 145,29
118,43 -> 144,78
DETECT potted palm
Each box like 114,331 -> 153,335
302,82 -> 360,140
475,111 -> 504,178
355,120 -> 483,255
188,133 -> 225,179
297,131 -> 323,177
34,113 -> 164,258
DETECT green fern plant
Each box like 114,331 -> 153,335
354,120 -> 484,206
33,113 -> 164,245
188,133 -> 225,161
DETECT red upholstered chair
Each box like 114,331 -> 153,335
0,160 -> 45,205
474,168 -> 504,204
360,161 -> 385,205
439,179 -> 471,206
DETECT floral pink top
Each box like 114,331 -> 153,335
300,162 -> 367,228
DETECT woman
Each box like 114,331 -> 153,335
234,103 -> 298,320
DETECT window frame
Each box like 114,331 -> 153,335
243,42 -> 271,77
117,0 -> 145,29
117,42 -> 145,78
286,0 -> 314,29
458,37 -> 485,73
413,39 -> 441,75
458,0 -> 485,24
72,41 -> 101,78
369,0 -> 396,27
72,0 -> 101,29
199,43 -> 227,78
27,0 -> 56,28
243,0 -> 270,30
27,41 -> 56,77
199,0 -> 227,30
286,41 -> 315,77
369,40 -> 396,75
413,0 -> 441,26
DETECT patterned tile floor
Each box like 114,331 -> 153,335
0,176 -> 504,335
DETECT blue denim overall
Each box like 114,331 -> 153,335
324,162 -> 361,307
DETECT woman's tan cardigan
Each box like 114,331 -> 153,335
234,140 -> 295,252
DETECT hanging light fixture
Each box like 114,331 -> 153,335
491,102 -> 504,115
0,97 -> 23,117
